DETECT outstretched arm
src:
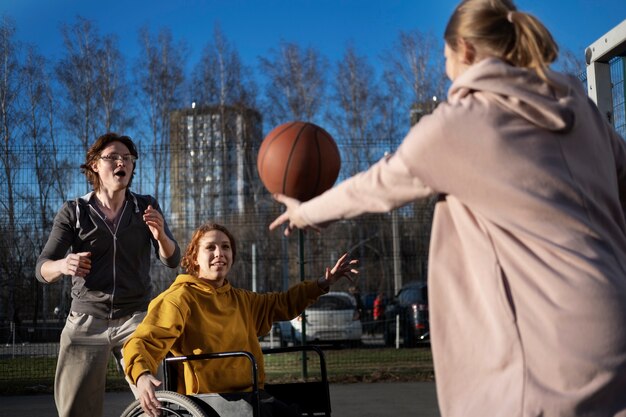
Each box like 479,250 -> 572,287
269,152 -> 434,237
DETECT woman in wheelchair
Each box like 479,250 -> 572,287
123,222 -> 358,417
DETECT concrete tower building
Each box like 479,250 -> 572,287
169,105 -> 262,240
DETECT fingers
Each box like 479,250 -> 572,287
65,252 -> 92,277
269,212 -> 290,231
336,253 -> 349,264
269,194 -> 304,235
138,374 -> 162,417
140,396 -> 161,417
332,253 -> 354,272
346,258 -> 360,275
272,193 -> 297,205
332,255 -> 359,283
143,206 -> 163,224
143,206 -> 164,237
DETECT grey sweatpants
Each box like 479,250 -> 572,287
54,311 -> 146,417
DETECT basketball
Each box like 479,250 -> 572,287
257,121 -> 341,202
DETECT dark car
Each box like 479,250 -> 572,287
383,281 -> 429,347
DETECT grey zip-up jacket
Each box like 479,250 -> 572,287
36,191 -> 181,319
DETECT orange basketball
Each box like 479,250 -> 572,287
257,121 -> 341,202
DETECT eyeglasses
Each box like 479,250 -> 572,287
100,154 -> 137,163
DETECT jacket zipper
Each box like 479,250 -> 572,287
90,201 -> 128,319
110,201 -> 128,319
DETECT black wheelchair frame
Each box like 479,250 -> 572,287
120,345 -> 331,417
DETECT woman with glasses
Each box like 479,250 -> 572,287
36,132 -> 181,417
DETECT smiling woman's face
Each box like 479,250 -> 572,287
91,142 -> 134,192
196,229 -> 233,287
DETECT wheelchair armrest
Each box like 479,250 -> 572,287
163,350 -> 260,417
162,345 -> 331,417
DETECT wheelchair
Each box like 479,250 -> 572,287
120,345 -> 332,417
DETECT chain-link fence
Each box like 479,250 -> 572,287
0,136 -> 436,393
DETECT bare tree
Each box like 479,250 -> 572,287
375,69 -> 406,144
382,30 -> 447,115
325,44 -> 395,293
22,45 -> 69,324
328,44 -> 382,174
378,30 -> 448,289
135,27 -> 186,201
0,15 -> 23,324
556,47 -> 586,78
23,47 -> 55,219
258,41 -> 327,126
55,17 -> 102,153
56,17 -> 131,154
186,26 -> 259,219
96,35 -> 133,132
191,26 -> 257,109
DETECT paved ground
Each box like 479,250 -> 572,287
2,381 -> 441,417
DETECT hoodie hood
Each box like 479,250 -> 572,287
171,274 -> 232,294
448,58 -> 577,132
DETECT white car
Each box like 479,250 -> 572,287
290,292 -> 363,346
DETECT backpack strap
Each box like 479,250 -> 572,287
75,191 -> 95,229
130,192 -> 144,214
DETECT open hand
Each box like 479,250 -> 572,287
136,373 -> 163,417
318,253 -> 359,290
143,205 -> 165,240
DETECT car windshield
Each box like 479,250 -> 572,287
309,295 -> 354,311
398,285 -> 427,306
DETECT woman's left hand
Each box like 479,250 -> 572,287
143,205 -> 165,240
318,253 -> 359,290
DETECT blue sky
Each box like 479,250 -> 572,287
2,0 -> 625,73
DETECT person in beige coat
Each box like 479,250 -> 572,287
269,0 -> 626,416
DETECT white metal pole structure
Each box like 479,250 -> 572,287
251,243 -> 257,292
392,208 -> 403,349
384,151 -> 404,348
585,19 -> 626,125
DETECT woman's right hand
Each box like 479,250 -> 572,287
269,193 -> 320,236
62,251 -> 91,277
136,372 -> 163,417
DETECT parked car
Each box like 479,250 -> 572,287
383,281 -> 429,347
277,292 -> 363,347
271,320 -> 296,347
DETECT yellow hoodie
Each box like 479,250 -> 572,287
123,274 -> 324,394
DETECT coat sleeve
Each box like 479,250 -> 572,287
297,149 -> 435,228
123,295 -> 186,384
150,197 -> 182,268
249,281 -> 325,337
35,202 -> 75,283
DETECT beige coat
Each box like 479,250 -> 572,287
296,58 -> 626,416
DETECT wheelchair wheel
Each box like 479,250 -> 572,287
120,390 -> 213,417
